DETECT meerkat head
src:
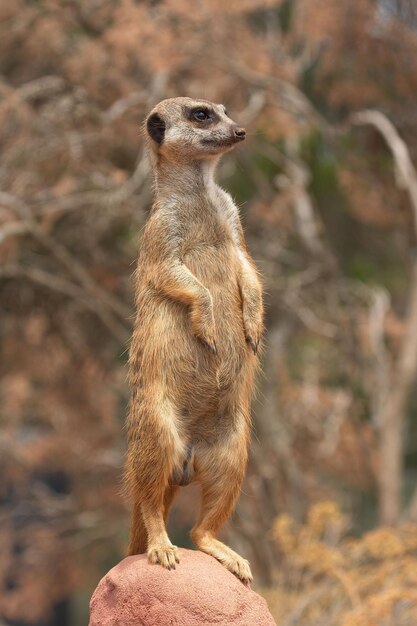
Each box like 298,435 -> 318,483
145,97 -> 246,162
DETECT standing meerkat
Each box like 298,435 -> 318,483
126,97 -> 263,583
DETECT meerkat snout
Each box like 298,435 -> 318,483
145,97 -> 246,160
234,127 -> 246,141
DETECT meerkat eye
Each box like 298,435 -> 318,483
193,109 -> 210,122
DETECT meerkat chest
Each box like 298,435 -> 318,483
181,220 -> 230,255
181,197 -> 234,254
180,206 -> 239,286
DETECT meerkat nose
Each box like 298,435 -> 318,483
234,127 -> 246,140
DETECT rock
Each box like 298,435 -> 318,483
89,548 -> 275,626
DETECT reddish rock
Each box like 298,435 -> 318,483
89,549 -> 275,626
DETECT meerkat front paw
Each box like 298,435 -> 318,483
147,543 -> 180,570
243,319 -> 263,355
190,292 -> 218,353
192,316 -> 217,353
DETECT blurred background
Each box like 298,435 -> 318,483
1,1 -> 417,624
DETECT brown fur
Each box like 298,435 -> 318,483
125,97 -> 263,582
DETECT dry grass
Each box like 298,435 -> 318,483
262,502 -> 417,626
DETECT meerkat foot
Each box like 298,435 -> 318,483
217,548 -> 253,583
209,545 -> 252,583
147,543 -> 180,570
194,535 -> 253,583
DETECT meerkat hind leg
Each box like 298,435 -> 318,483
191,459 -> 252,583
142,491 -> 180,570
131,401 -> 183,570
163,484 -> 179,522
127,494 -> 147,555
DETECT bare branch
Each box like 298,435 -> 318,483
351,110 -> 417,235
17,75 -> 67,102
0,191 -> 132,332
102,91 -> 146,123
0,222 -> 30,244
224,57 -> 331,132
0,75 -> 66,104
368,287 -> 391,428
0,264 -> 130,343
352,110 -> 417,523
31,152 -> 150,218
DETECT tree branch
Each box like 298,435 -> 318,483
0,264 -> 130,343
352,110 -> 417,523
0,192 -> 132,338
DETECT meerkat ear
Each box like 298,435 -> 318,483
146,112 -> 165,144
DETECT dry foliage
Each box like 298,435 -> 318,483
264,501 -> 417,626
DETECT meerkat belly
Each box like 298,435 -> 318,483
134,243 -> 247,424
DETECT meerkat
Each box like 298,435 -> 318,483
125,97 -> 263,583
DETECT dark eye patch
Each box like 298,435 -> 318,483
185,106 -> 219,124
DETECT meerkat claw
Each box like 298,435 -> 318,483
200,338 -> 217,354
246,336 -> 258,355
148,544 -> 180,570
